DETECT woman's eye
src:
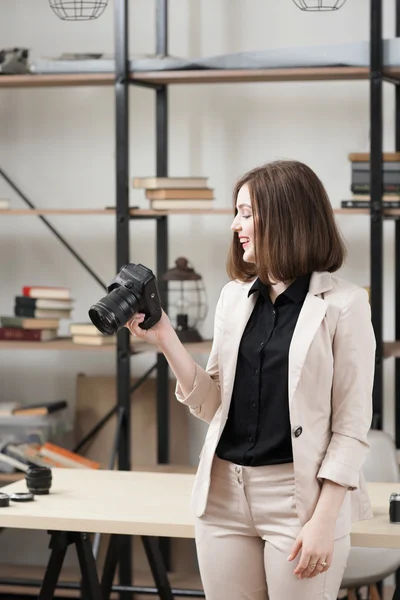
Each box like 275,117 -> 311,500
243,215 -> 251,219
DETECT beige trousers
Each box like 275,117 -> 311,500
194,455 -> 351,600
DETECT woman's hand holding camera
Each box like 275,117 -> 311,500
126,309 -> 174,348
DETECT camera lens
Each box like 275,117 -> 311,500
88,303 -> 118,335
89,287 -> 140,335
26,466 -> 52,495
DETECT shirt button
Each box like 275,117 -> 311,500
292,426 -> 303,438
254,369 -> 259,375
252,402 -> 257,408
272,310 -> 276,315
260,341 -> 265,346
249,436 -> 254,443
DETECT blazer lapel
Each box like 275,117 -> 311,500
288,294 -> 327,406
221,281 -> 258,408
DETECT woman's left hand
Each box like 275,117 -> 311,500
288,516 -> 334,579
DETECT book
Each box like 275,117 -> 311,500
349,152 -> 400,162
13,400 -> 67,416
72,334 -> 116,345
351,161 -> 400,171
15,296 -> 74,310
0,317 -> 60,330
14,306 -> 72,320
145,188 -> 214,200
39,442 -> 100,469
350,194 -> 400,200
133,176 -> 208,189
351,171 -> 400,185
0,327 -> 58,341
69,323 -> 104,336
22,286 -> 71,300
351,184 -> 400,194
341,200 -> 400,209
150,199 -> 214,210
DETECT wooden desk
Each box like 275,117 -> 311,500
0,468 -> 197,600
1,472 -> 400,599
0,472 -> 399,545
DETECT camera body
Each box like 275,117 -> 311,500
389,493 -> 400,523
89,263 -> 162,335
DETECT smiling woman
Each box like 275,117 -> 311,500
126,159 -> 375,600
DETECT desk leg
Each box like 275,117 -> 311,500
39,531 -> 103,600
38,531 -> 70,600
101,534 -> 123,598
74,532 -> 103,600
141,536 -> 174,600
394,585 -> 400,600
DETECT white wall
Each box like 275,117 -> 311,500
0,0 -> 397,567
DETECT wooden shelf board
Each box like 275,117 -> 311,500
1,66 -> 400,89
0,73 -> 115,89
131,66 -> 373,85
0,337 -> 212,354
0,208 -> 232,216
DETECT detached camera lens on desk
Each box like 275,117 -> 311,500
389,493 -> 400,522
25,466 -> 52,495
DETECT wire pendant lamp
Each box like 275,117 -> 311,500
49,0 -> 108,21
292,0 -> 347,10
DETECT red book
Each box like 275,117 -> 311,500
22,286 -> 70,300
0,328 -> 57,341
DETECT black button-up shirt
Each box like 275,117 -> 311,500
216,273 -> 311,467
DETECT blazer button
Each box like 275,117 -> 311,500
293,426 -> 303,438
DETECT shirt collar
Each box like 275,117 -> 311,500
248,273 -> 311,304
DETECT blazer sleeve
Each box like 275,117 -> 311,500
317,287 -> 376,490
174,284 -> 226,424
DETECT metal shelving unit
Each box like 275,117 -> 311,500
0,0 -> 397,598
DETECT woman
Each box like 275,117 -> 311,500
127,160 -> 376,600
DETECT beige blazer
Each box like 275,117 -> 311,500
176,271 -> 376,539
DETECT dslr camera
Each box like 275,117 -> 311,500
88,263 -> 162,335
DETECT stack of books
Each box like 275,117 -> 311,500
133,176 -> 214,210
0,285 -> 73,342
341,152 -> 400,210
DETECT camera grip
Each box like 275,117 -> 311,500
139,308 -> 162,330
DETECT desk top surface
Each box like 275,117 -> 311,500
0,468 -> 195,538
1,469 -> 400,546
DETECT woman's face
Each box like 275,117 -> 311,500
231,184 -> 255,263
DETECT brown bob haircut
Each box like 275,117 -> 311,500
226,160 -> 347,285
